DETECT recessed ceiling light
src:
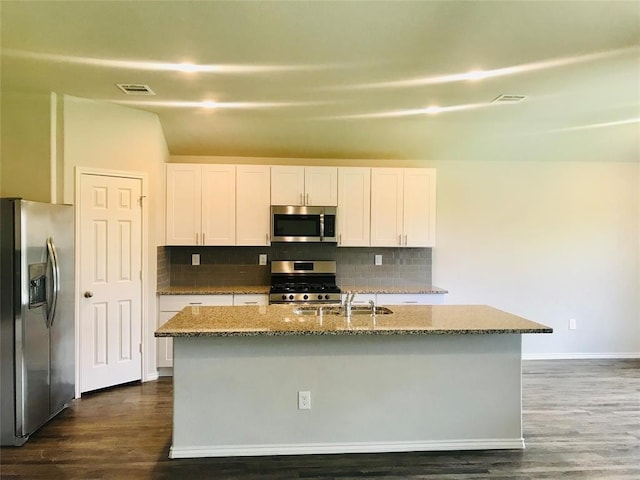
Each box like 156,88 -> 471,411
116,84 -> 155,96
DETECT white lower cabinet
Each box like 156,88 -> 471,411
157,294 -> 233,369
375,293 -> 445,305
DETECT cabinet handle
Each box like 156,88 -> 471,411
339,234 -> 342,245
189,302 -> 203,305
300,193 -> 303,205
398,235 -> 402,246
404,234 -> 408,246
203,233 -> 205,244
244,301 -> 258,305
306,193 -> 310,205
403,301 -> 419,304
266,233 -> 269,244
195,232 -> 199,244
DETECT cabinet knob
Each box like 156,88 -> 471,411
84,291 -> 93,298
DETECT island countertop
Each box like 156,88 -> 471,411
155,304 -> 552,337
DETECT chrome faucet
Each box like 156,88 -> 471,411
344,291 -> 356,316
369,299 -> 376,315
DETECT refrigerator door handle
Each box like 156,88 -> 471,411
46,237 -> 60,328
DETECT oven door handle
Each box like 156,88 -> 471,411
319,212 -> 324,241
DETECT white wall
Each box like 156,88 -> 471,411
433,160 -> 640,358
62,95 -> 169,380
0,91 -> 53,201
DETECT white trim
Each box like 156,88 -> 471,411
144,372 -> 160,382
523,352 -> 640,360
50,92 -> 57,204
169,438 -> 525,459
74,167 -> 149,397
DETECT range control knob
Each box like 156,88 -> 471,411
281,295 -> 287,301
324,294 -> 330,300
303,294 -> 309,300
317,295 -> 323,300
289,294 -> 294,300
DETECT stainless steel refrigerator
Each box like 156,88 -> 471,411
1,198 -> 75,446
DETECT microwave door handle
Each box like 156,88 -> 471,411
319,213 -> 324,241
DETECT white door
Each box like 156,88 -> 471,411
79,174 -> 143,392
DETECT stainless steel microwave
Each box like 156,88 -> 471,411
271,206 -> 337,243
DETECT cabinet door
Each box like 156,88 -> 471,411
157,311 -> 175,368
166,164 -> 201,245
370,168 -> 404,247
236,165 -> 271,245
403,169 -> 436,247
337,167 -> 370,246
201,165 -> 236,245
271,166 -> 305,205
305,167 -> 338,206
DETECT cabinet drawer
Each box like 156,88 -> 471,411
158,294 -> 233,311
233,294 -> 269,306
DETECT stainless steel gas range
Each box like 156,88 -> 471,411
269,260 -> 342,305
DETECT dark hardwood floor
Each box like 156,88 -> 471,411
1,360 -> 638,479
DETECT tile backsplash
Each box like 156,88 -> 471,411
159,244 -> 432,289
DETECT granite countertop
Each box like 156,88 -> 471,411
157,285 -> 270,295
155,304 -> 552,337
157,285 -> 448,295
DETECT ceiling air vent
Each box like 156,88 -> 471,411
492,94 -> 526,104
116,84 -> 155,96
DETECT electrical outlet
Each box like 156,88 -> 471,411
259,254 -> 267,266
374,254 -> 382,266
569,318 -> 577,330
191,253 -> 200,266
298,391 -> 311,410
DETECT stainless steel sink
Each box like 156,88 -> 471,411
292,305 -> 393,316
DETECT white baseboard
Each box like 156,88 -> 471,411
169,438 -> 525,459
143,371 -> 160,382
523,352 -> 640,360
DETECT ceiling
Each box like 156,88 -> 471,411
2,1 -> 639,162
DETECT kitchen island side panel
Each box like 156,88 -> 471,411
171,334 -> 523,457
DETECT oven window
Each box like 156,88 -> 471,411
273,214 -> 320,237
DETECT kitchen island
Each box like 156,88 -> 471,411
156,304 -> 551,459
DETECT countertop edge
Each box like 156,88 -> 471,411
156,328 -> 552,337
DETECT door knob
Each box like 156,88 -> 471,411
84,291 -> 93,298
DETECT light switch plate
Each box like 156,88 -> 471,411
375,255 -> 382,266
259,254 -> 267,265
191,253 -> 200,266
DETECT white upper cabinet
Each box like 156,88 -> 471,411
305,167 -> 338,206
403,168 -> 436,247
201,165 -> 236,245
271,166 -> 337,206
236,165 -> 271,246
337,167 -> 371,247
165,164 -> 236,245
370,168 -> 436,247
166,164 -> 202,245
